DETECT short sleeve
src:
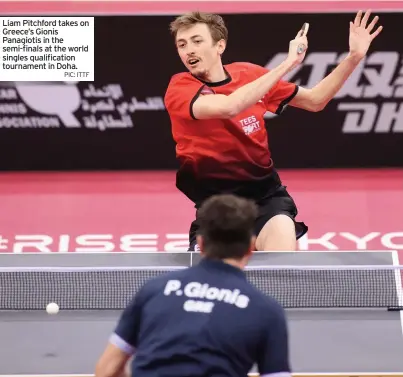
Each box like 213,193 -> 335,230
264,80 -> 298,115
257,300 -> 291,377
164,75 -> 204,120
109,286 -> 149,355
250,64 -> 299,115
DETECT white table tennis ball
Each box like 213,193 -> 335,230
46,302 -> 59,315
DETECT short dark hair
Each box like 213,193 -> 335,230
169,11 -> 228,44
197,194 -> 258,259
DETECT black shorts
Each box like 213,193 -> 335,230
187,172 -> 308,252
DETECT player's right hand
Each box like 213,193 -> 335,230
287,23 -> 309,68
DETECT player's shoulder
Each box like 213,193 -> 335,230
164,72 -> 204,109
225,61 -> 268,75
166,72 -> 202,91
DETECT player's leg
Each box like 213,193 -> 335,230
254,186 -> 308,251
255,214 -> 297,251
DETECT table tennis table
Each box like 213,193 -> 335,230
0,251 -> 402,376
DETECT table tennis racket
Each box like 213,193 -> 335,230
297,22 -> 309,54
301,22 -> 309,35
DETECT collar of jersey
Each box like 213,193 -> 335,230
198,257 -> 246,278
192,68 -> 232,87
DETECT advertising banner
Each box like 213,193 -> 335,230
0,12 -> 401,170
0,171 -> 401,257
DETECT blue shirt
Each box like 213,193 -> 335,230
110,258 -> 291,377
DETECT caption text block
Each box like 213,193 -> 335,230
0,17 -> 94,82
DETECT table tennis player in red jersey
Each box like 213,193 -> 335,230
164,10 -> 382,252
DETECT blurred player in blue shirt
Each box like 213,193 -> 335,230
95,194 -> 291,377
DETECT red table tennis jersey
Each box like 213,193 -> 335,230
164,62 -> 298,203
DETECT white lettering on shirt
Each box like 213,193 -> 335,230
163,280 -> 250,313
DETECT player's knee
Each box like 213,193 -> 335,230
255,214 -> 297,251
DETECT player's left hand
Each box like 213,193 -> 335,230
349,10 -> 383,60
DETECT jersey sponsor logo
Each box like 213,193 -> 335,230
239,115 -> 261,135
163,279 -> 250,313
264,51 -> 403,134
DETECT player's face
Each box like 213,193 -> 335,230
176,23 -> 225,79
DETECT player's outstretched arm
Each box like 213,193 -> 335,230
95,287 -> 147,377
289,9 -> 382,112
192,26 -> 309,120
95,343 -> 132,377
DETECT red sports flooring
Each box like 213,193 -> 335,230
0,169 -> 401,260
0,169 -> 403,377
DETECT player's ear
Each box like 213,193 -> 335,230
249,236 -> 256,254
240,237 -> 255,269
196,234 -> 204,253
217,39 -> 226,55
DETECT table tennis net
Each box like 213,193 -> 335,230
0,265 -> 402,310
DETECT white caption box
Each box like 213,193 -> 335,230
0,17 -> 94,82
